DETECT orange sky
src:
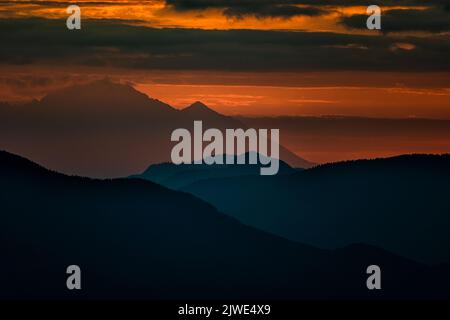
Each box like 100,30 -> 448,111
0,1 -> 449,119
135,80 -> 450,118
0,1 -> 429,34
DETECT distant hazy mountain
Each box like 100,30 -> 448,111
1,150 -> 448,299
182,154 -> 450,265
0,80 -> 313,178
133,152 -> 297,189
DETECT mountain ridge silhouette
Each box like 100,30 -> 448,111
177,153 -> 450,264
1,150 -> 449,299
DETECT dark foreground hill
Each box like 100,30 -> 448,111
181,154 -> 450,265
0,151 -> 449,299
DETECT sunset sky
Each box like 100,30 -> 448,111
1,0 -> 449,118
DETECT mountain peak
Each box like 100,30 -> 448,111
190,101 -> 209,108
183,101 -> 219,115
42,79 -> 137,100
37,79 -> 175,114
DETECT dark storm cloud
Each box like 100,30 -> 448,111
165,0 -> 330,18
341,7 -> 450,33
166,0 -> 449,9
222,4 -> 326,19
166,0 -> 450,17
0,17 -> 449,72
